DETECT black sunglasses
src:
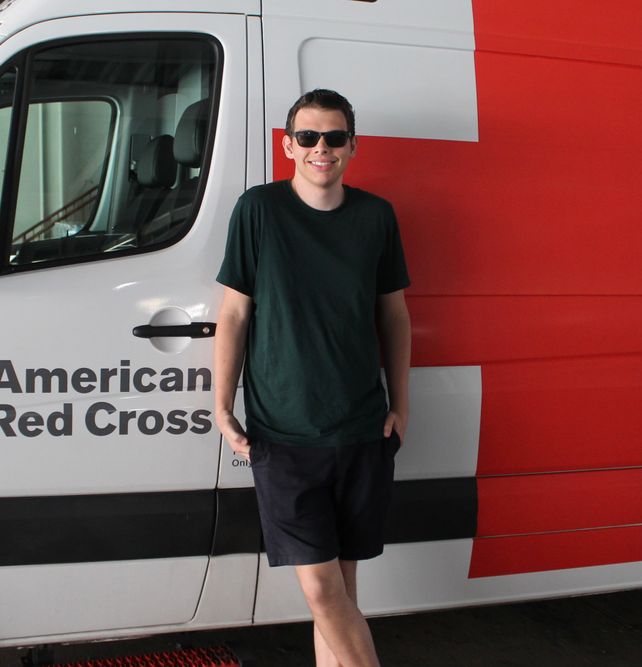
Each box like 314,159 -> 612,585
293,130 -> 353,148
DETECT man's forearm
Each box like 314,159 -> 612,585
380,311 -> 411,415
376,291 -> 411,418
214,312 -> 249,417
213,287 -> 253,457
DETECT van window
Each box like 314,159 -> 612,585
12,99 -> 112,247
4,37 -> 219,268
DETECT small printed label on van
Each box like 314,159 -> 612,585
0,360 -> 213,438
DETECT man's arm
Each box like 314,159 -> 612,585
214,286 -> 253,459
376,289 -> 411,442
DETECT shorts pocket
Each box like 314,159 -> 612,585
249,440 -> 269,466
386,429 -> 401,456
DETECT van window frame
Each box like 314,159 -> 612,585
0,32 -> 223,275
0,55 -> 28,268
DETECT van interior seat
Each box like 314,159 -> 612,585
174,99 -> 209,169
140,99 -> 211,242
114,134 -> 178,233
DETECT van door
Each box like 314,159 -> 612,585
0,12 -> 246,642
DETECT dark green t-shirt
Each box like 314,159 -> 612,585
216,180 -> 410,446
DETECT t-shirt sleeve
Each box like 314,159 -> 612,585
216,195 -> 260,296
376,204 -> 411,294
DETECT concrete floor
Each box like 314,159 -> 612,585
1,589 -> 641,666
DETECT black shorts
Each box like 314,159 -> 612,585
249,432 -> 401,567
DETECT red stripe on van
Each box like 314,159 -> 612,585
405,295 -> 642,368
476,470 -> 642,537
469,525 -> 642,578
472,0 -> 642,67
478,356 -> 642,474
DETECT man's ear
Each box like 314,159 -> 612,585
350,135 -> 358,157
282,133 -> 295,160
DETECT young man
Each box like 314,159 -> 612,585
215,89 -> 411,667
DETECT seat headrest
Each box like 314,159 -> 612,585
137,135 -> 177,188
174,99 -> 209,167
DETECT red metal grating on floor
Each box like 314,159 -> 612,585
52,646 -> 241,667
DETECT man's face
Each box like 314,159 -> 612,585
282,107 -> 356,191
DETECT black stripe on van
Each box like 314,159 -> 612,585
212,478 -> 478,556
0,478 -> 477,566
385,477 -> 478,544
0,490 -> 216,567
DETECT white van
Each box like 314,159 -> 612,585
0,0 -> 640,648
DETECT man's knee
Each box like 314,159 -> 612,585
297,562 -> 347,613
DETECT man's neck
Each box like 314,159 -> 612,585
291,177 -> 345,211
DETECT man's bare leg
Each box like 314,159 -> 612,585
296,559 -> 379,667
313,560 -> 359,667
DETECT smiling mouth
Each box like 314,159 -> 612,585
309,160 -> 335,167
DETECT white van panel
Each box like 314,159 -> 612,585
398,366 -> 481,480
1,369 -> 219,496
298,38 -> 478,142
360,543 -> 642,615
253,553 -> 309,624
0,557 -> 207,640
246,16 -> 265,189
189,554 -> 258,627
254,542 -> 642,623
264,0 -> 475,45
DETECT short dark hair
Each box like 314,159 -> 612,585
285,89 -> 356,136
